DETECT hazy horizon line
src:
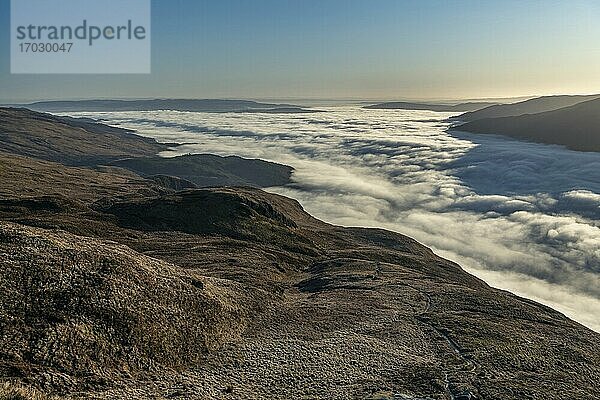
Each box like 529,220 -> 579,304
3,91 -> 600,106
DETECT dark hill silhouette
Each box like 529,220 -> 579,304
453,97 -> 600,152
453,94 -> 600,122
364,101 -> 497,112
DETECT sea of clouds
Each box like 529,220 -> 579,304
71,106 -> 600,331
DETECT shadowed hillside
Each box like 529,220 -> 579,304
453,97 -> 600,152
453,94 -> 600,122
0,107 -> 164,165
364,101 -> 497,112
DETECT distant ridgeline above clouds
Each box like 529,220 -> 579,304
7,99 -> 321,114
452,94 -> 600,122
363,101 -> 498,112
451,95 -> 600,152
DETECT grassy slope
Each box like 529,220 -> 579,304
111,154 -> 293,188
0,108 -> 164,166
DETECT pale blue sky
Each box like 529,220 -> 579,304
1,0 -> 600,101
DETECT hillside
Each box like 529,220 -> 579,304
1,109 -> 599,399
0,107 -> 293,188
2,176 -> 600,399
453,97 -> 600,152
0,107 -> 164,165
110,154 -> 292,188
364,101 -> 497,112
453,94 -> 600,122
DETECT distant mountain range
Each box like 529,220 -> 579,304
452,94 -> 600,122
364,101 -> 498,112
7,99 -> 319,113
452,96 -> 600,151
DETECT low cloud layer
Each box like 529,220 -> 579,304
76,107 -> 600,332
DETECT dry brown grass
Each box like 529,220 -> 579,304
0,382 -> 51,400
0,107 -> 164,165
0,221 -> 258,394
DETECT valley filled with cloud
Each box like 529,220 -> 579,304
74,107 -> 600,331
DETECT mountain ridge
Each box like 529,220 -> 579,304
364,101 -> 497,112
452,97 -> 600,152
7,99 -> 318,114
452,94 -> 600,122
